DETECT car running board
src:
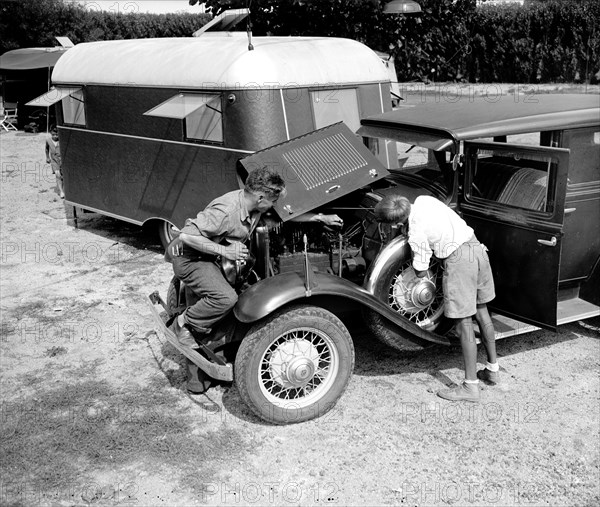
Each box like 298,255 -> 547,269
488,298 -> 600,340
146,294 -> 234,382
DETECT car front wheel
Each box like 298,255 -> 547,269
235,305 -> 355,425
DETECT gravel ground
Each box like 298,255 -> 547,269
1,114 -> 599,507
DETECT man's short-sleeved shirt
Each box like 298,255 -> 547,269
408,195 -> 474,271
181,189 -> 260,246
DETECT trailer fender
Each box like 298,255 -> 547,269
233,271 -> 451,346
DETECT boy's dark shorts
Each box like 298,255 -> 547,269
442,236 -> 495,319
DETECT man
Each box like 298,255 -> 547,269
169,167 -> 342,392
374,194 -> 499,402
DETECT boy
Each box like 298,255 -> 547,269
45,126 -> 64,198
375,194 -> 500,402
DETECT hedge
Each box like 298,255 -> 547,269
1,0 -> 598,84
0,0 -> 211,54
196,0 -> 600,83
466,0 -> 600,83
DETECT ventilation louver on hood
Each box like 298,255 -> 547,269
239,122 -> 389,221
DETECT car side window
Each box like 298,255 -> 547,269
562,128 -> 600,184
467,147 -> 558,213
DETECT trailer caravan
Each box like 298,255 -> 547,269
29,36 -> 395,245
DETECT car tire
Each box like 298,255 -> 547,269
365,237 -> 450,351
235,304 -> 354,425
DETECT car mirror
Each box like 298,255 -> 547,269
451,154 -> 463,171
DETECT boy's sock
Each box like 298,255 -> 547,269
464,378 -> 479,385
486,361 -> 499,372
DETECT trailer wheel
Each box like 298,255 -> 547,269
365,238 -> 449,351
158,220 -> 179,249
235,305 -> 354,425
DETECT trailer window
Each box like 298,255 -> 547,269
62,89 -> 86,126
311,88 -> 360,132
185,95 -> 223,143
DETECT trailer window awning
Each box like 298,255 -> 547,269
25,86 -> 82,107
0,47 -> 68,71
144,93 -> 220,119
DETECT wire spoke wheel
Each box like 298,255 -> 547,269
258,327 -> 339,406
388,258 -> 445,330
235,305 -> 354,424
364,235 -> 450,351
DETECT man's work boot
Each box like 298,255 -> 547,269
437,382 -> 480,402
169,318 -> 198,349
477,368 -> 500,385
186,359 -> 212,394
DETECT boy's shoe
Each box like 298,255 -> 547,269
169,319 -> 198,349
477,368 -> 500,385
437,382 -> 480,402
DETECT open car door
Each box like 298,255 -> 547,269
459,141 -> 570,330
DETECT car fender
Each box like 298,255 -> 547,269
234,270 -> 451,345
363,234 -> 410,295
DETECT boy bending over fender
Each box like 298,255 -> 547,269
375,194 -> 500,402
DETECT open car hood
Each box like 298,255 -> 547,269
239,122 -> 390,221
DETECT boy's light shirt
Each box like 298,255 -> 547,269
408,195 -> 474,271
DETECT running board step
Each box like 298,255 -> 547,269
557,297 -> 600,325
489,298 -> 599,340
490,314 -> 540,340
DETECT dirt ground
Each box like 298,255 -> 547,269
1,108 -> 599,507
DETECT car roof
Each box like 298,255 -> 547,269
359,94 -> 600,150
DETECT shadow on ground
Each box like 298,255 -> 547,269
0,358 -> 252,506
351,316 -> 600,378
64,207 -> 164,255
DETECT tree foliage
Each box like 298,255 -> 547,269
190,0 -> 599,83
1,0 -> 598,83
0,0 -> 211,55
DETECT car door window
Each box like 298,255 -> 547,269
466,144 -> 560,214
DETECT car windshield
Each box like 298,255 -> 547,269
363,135 -> 453,196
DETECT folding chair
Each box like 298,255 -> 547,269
1,103 -> 18,131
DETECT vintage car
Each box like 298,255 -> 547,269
148,93 -> 600,425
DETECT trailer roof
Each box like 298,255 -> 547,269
51,37 -> 390,89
